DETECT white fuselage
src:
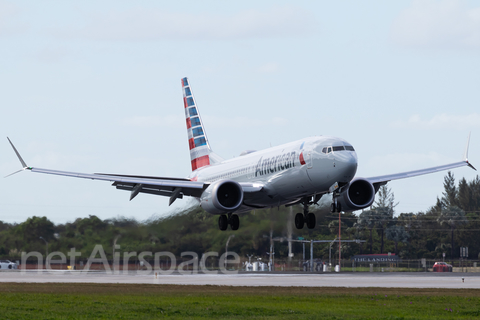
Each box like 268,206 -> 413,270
189,136 -> 358,210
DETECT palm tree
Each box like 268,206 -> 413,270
434,243 -> 451,260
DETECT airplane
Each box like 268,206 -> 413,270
6,77 -> 477,231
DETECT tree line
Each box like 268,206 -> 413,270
1,172 -> 479,262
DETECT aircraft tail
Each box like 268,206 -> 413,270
181,77 -> 223,171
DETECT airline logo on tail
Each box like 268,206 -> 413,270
182,77 -> 211,171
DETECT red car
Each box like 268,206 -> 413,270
433,262 -> 452,272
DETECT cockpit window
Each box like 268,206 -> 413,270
323,145 -> 355,153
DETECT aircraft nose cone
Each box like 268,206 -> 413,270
340,152 -> 358,181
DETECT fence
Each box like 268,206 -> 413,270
10,256 -> 480,273
344,259 -> 480,273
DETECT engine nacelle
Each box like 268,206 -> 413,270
200,180 -> 244,215
337,178 -> 375,212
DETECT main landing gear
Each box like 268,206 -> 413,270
218,213 -> 239,231
294,197 -> 317,230
330,196 -> 342,213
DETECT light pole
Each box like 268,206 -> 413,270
329,236 -> 337,267
338,210 -> 341,271
39,236 -> 48,266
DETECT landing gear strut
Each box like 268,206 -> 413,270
218,213 -> 240,231
331,195 -> 342,213
294,197 -> 318,230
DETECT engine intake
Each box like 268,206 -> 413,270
200,180 -> 244,214
337,178 -> 375,212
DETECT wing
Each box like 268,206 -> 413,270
6,138 -> 265,205
366,133 -> 476,190
6,137 -> 205,205
29,167 -> 206,204
366,160 -> 475,191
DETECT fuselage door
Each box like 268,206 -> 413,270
306,150 -> 313,169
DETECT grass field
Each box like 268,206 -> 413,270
0,283 -> 479,319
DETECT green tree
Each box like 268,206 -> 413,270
372,185 -> 397,253
437,206 -> 467,258
434,243 -> 451,260
457,177 -> 471,211
15,216 -> 55,244
442,171 -> 457,208
355,210 -> 376,254
385,225 -> 408,255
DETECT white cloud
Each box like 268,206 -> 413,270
0,0 -> 27,36
36,45 -> 70,63
202,115 -> 288,128
393,113 -> 480,128
121,115 -> 288,129
258,62 -> 279,73
391,0 -> 480,49
61,6 -> 316,41
120,115 -> 184,128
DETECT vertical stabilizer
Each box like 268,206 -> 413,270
181,77 -> 223,171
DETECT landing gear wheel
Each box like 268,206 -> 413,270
230,214 -> 240,230
218,215 -> 228,231
331,203 -> 336,213
306,212 -> 316,229
336,202 -> 342,213
295,213 -> 304,229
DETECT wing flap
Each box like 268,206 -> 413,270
30,167 -> 205,189
113,181 -> 203,198
27,167 -> 206,200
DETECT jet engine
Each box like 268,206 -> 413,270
200,180 -> 244,215
336,178 -> 375,212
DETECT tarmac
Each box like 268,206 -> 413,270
0,270 -> 479,288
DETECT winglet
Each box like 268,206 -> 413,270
5,137 -> 30,178
7,137 -> 28,168
464,132 -> 476,171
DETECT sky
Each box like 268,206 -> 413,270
1,0 -> 480,224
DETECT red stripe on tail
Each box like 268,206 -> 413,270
191,155 -> 210,171
188,138 -> 195,150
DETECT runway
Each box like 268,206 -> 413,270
1,271 -> 479,289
